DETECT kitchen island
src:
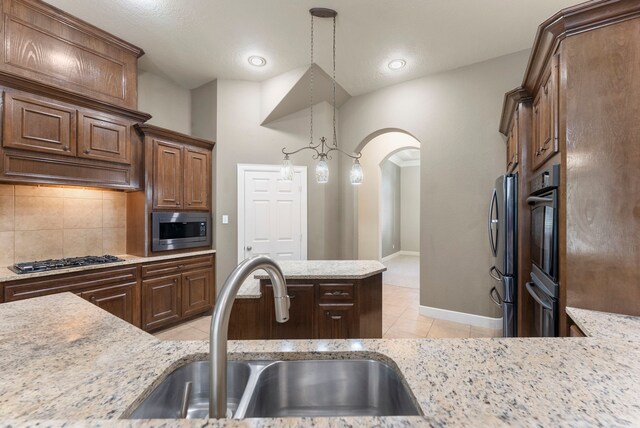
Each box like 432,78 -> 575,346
230,260 -> 386,340
1,293 -> 640,427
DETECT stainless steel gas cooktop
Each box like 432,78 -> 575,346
8,255 -> 123,274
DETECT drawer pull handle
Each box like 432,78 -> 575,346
63,145 -> 70,151
325,311 -> 342,320
324,291 -> 349,297
90,296 -> 97,303
289,295 -> 296,299
84,149 -> 91,154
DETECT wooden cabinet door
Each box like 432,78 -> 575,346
506,109 -> 519,173
81,282 -> 138,326
532,54 -> 560,170
181,268 -> 213,318
142,274 -> 181,331
316,304 -> 357,339
2,91 -> 76,156
78,111 -> 131,164
266,284 -> 314,339
184,147 -> 210,210
153,139 -> 183,209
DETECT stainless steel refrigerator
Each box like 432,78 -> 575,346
488,174 -> 517,337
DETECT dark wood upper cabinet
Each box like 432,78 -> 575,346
153,139 -> 183,209
184,147 -> 210,210
3,91 -> 76,156
531,55 -> 559,171
506,109 -> 519,173
0,0 -> 143,109
78,111 -> 131,165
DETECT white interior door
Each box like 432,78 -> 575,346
238,165 -> 307,263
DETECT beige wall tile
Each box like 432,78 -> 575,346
0,185 -> 14,196
63,187 -> 104,199
15,185 -> 65,198
103,227 -> 125,255
63,228 -> 102,258
64,199 -> 102,229
0,195 -> 14,232
0,231 -> 15,266
103,198 -> 125,228
102,191 -> 126,201
15,230 -> 63,262
15,197 -> 64,231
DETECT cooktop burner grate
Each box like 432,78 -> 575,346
8,255 -> 124,274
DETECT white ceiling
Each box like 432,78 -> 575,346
48,0 -> 581,96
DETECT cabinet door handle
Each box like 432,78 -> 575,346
324,291 -> 349,297
172,279 -> 177,284
63,145 -> 70,151
176,202 -> 180,205
84,149 -> 90,154
289,295 -> 296,299
185,277 -> 189,281
90,296 -> 97,303
325,311 -> 342,320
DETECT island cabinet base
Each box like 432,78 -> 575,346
229,274 -> 382,340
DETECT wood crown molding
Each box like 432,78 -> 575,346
0,72 -> 152,122
17,0 -> 145,58
135,124 -> 216,149
522,0 -> 640,95
499,87 -> 532,136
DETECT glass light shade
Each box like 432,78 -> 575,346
350,159 -> 363,185
280,157 -> 294,181
315,158 -> 329,184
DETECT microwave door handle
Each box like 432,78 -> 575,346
526,196 -> 553,205
525,282 -> 553,311
488,189 -> 498,257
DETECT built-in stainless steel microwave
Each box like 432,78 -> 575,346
151,212 -> 211,252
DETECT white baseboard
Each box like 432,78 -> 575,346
419,305 -> 503,329
381,250 -> 420,262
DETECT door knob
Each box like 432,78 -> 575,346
246,246 -> 252,251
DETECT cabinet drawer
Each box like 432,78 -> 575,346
3,266 -> 138,302
3,91 -> 77,156
141,255 -> 213,278
318,283 -> 354,303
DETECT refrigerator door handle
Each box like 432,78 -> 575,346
490,286 -> 503,307
489,266 -> 502,282
488,188 -> 498,257
525,282 -> 553,311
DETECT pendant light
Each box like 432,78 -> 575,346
281,8 -> 363,185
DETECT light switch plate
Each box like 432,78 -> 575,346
222,215 -> 229,224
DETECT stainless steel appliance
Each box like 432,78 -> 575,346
151,212 -> 211,252
8,255 -> 123,274
525,164 -> 560,337
488,174 -> 518,337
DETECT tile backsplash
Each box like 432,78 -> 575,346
0,184 -> 126,266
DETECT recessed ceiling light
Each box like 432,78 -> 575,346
248,56 -> 267,67
388,59 -> 406,70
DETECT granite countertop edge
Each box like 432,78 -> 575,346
566,306 -> 640,341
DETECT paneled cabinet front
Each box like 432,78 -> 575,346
78,111 -> 131,164
184,147 -> 210,210
152,139 -> 184,209
532,54 -> 560,170
80,282 -> 139,326
142,274 -> 182,330
265,284 -> 315,339
316,304 -> 357,339
181,268 -> 214,318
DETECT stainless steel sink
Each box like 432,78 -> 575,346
127,359 -> 421,419
240,359 -> 421,418
128,361 -> 251,419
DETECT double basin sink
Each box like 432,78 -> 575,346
129,359 -> 421,419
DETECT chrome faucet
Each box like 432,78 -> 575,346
209,255 -> 290,418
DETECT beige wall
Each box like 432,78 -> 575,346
401,165 -> 420,252
212,79 -> 340,291
0,184 -> 126,266
339,50 -> 530,318
138,70 -> 192,134
357,132 -> 420,260
381,161 -> 401,258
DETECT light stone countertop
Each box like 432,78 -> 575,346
0,249 -> 217,282
566,306 -> 640,340
236,260 -> 386,299
1,293 -> 640,427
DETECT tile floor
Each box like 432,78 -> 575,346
383,254 -> 420,290
154,283 -> 501,341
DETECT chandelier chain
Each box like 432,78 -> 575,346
332,15 -> 337,148
309,14 -> 314,146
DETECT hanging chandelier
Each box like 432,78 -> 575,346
280,8 -> 363,185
